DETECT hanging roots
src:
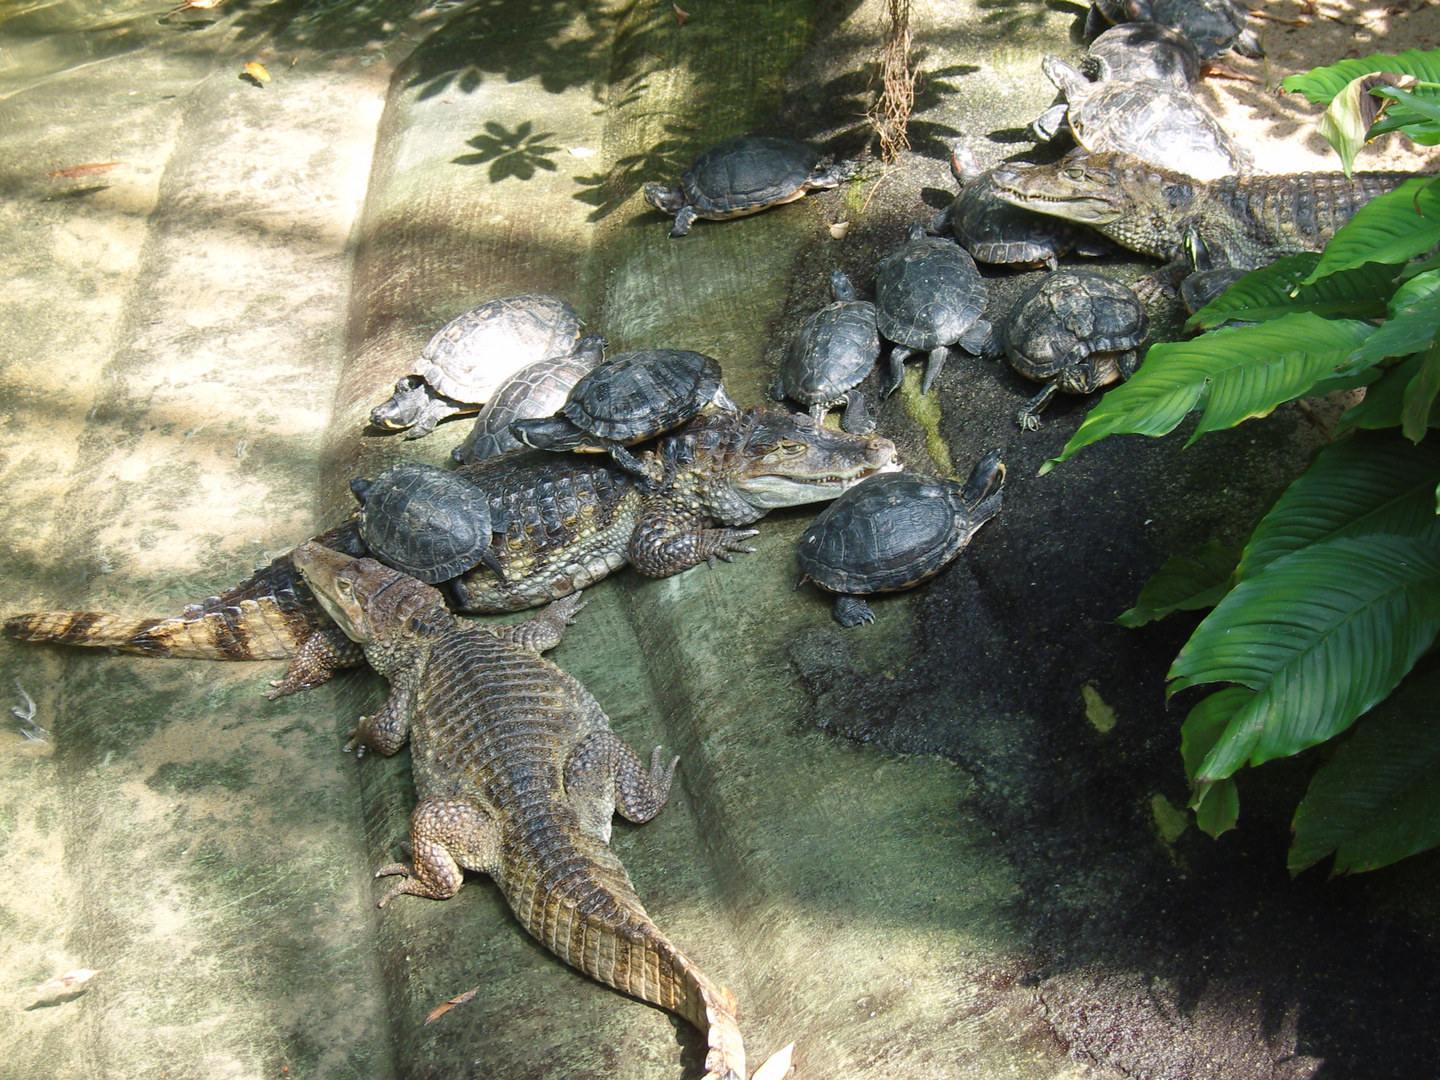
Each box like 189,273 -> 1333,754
870,0 -> 915,162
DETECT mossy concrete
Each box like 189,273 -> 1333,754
3,0 -> 1440,1078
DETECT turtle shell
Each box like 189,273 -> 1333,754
1055,69 -> 1248,179
1125,0 -> 1254,59
352,463 -> 495,584
681,137 -> 821,216
1003,270 -> 1149,382
451,336 -> 606,464
780,295 -> 880,407
874,234 -> 988,350
561,349 -> 724,443
412,294 -> 582,405
796,471 -> 978,595
1086,21 -> 1201,89
945,163 -> 1086,267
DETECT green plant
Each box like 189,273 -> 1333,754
1046,49 -> 1440,874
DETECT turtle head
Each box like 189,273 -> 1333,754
949,144 -> 982,187
643,183 -> 687,215
829,269 -> 858,303
509,415 -> 592,452
959,448 -> 1005,510
369,374 -> 430,431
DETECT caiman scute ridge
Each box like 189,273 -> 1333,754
4,409 -> 897,696
293,542 -> 746,1080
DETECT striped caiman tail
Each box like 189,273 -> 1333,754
4,520 -> 367,693
507,844 -> 746,1080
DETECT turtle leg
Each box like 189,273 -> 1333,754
883,345 -> 914,397
959,319 -> 1001,360
1016,382 -> 1060,430
920,345 -> 951,395
668,205 -> 699,238
833,594 -> 876,627
402,395 -> 474,440
838,391 -> 876,435
808,402 -> 831,427
605,442 -> 653,479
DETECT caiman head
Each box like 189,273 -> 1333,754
988,152 -> 1197,259
661,407 -> 901,526
293,542 -> 450,651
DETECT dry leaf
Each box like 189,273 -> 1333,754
244,62 -> 271,83
828,221 -> 850,239
672,3 -> 690,25
751,1041 -> 795,1080
424,986 -> 478,1025
47,162 -> 124,178
34,968 -> 101,996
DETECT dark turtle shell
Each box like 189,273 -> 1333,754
796,459 -> 1003,596
413,294 -> 582,403
351,463 -> 499,584
681,136 -> 821,215
451,335 -> 605,464
1085,21 -> 1201,88
1090,0 -> 1259,59
874,232 -> 988,350
778,272 -> 880,407
938,151 -> 1094,268
561,349 -> 725,443
1004,269 -> 1149,383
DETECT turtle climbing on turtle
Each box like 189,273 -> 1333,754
771,270 -> 881,434
509,348 -> 736,478
795,450 -> 1005,627
350,463 -> 507,584
1002,269 -> 1149,430
643,136 -> 857,237
931,146 -> 1110,270
1084,0 -> 1262,61
874,225 -> 997,396
451,335 -> 607,464
369,294 -> 582,440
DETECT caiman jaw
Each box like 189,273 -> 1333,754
988,162 -> 1125,226
293,542 -> 370,643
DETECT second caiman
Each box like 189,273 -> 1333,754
988,150 -> 1416,294
6,408 -> 897,695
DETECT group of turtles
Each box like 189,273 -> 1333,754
358,0 -> 1267,621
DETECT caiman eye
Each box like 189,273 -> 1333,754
780,441 -> 808,456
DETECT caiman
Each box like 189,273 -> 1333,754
988,151 -> 1415,295
6,408 -> 897,696
293,542 -> 747,1080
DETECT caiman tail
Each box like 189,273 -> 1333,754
4,522 -> 366,688
509,839 -> 747,1080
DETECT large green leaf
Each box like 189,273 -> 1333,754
1170,534 -> 1440,780
1290,670 -> 1440,874
1118,541 -> 1239,626
1282,49 -> 1440,105
1345,269 -> 1440,369
1186,254 -> 1397,332
1042,314 -> 1376,470
1317,73 -> 1419,175
1403,340 -> 1440,442
1237,431 -> 1440,581
1301,177 -> 1440,285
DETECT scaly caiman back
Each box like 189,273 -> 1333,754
293,541 -> 746,1080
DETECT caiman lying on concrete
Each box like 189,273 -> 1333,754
293,541 -> 747,1080
6,409 -> 897,695
989,151 -> 1414,295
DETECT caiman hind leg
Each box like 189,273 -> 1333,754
489,592 -> 586,654
264,623 -> 366,700
375,796 -> 501,907
629,501 -> 758,578
564,733 -> 678,841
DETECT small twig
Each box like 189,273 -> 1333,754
1294,398 -> 1333,438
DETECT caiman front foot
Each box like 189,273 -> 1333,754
703,528 -> 759,568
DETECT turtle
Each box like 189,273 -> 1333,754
770,270 -> 881,434
350,463 -> 506,584
1178,229 -> 1249,317
509,348 -> 736,477
643,136 -> 857,238
1032,21 -> 1203,140
451,334 -> 607,464
1034,55 -> 1250,180
369,294 -> 582,440
931,146 -> 1110,270
1084,0 -> 1262,61
1002,269 -> 1149,430
795,451 -> 1005,627
873,225 -> 997,396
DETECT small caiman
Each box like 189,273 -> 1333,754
293,541 -> 747,1080
6,408 -> 897,696
988,151 -> 1415,294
